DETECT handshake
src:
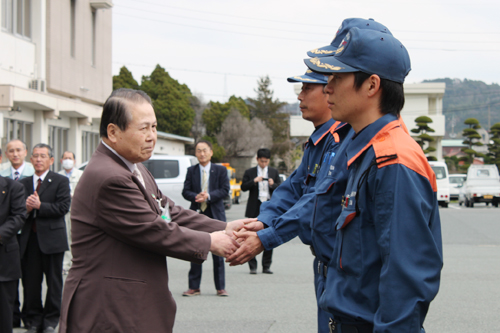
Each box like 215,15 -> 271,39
209,219 -> 265,266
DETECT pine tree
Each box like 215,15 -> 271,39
411,116 -> 437,161
112,66 -> 139,90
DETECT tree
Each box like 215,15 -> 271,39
190,94 -> 207,143
411,116 -> 437,161
487,122 -> 500,170
460,118 -> 483,168
202,96 -> 249,137
140,65 -> 195,137
215,109 -> 272,157
113,66 -> 139,90
247,76 -> 288,143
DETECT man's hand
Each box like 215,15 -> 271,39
268,178 -> 274,186
254,176 -> 263,183
209,231 -> 240,258
243,221 -> 264,232
226,230 -> 264,266
225,218 -> 258,237
26,192 -> 41,210
195,191 -> 209,203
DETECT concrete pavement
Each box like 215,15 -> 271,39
13,197 -> 500,332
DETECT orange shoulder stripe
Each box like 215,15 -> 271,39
372,127 -> 438,192
314,121 -> 342,146
347,120 -> 400,167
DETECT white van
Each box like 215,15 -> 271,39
79,155 -> 198,209
449,174 -> 466,201
428,161 -> 450,208
462,164 -> 500,208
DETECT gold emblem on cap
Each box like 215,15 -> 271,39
310,58 -> 343,71
309,48 -> 335,55
335,46 -> 344,54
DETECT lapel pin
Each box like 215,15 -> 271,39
2,191 -> 4,194
48,179 -> 52,182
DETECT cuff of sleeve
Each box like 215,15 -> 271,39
257,227 -> 283,251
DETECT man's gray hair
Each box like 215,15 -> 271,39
33,143 -> 53,158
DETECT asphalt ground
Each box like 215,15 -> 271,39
14,196 -> 500,332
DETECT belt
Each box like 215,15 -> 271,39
310,245 -> 317,257
329,318 -> 373,333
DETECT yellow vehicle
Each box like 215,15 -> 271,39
220,163 -> 242,204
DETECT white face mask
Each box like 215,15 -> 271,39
62,159 -> 74,170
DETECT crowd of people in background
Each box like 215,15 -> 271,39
0,139 -> 82,333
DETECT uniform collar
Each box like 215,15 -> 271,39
308,118 -> 335,146
346,114 -> 400,167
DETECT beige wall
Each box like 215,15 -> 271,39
46,0 -> 112,105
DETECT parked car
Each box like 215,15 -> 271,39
462,164 -> 500,208
449,174 -> 466,201
79,155 -> 199,209
428,161 -> 450,208
279,174 -> 287,183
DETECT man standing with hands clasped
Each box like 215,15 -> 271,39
182,140 -> 231,297
240,148 -> 280,274
19,144 -> 71,333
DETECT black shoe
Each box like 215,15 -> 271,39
13,318 -> 21,328
249,269 -> 257,274
263,268 -> 273,274
43,327 -> 56,333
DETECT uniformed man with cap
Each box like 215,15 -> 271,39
228,18 -> 394,332
304,26 -> 443,332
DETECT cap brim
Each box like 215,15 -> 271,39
304,57 -> 358,74
287,73 -> 328,84
307,45 -> 337,58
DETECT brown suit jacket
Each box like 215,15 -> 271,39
59,143 -> 227,333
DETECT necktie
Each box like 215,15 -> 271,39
200,169 -> 208,212
32,178 -> 42,232
133,167 -> 145,188
14,171 -> 20,181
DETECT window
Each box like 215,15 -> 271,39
48,126 -> 69,171
477,169 -> 490,177
431,166 -> 447,180
82,131 -> 99,163
1,0 -> 31,38
142,160 -> 180,179
3,118 -> 33,153
70,0 -> 76,57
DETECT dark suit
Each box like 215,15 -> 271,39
0,176 -> 26,333
19,171 -> 70,330
241,166 -> 281,271
59,143 -> 227,332
182,163 -> 230,290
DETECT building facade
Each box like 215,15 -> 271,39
0,0 -> 113,170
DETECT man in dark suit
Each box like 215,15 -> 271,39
241,148 -> 281,274
182,140 -> 231,297
0,151 -> 27,333
19,143 -> 71,333
59,89 -> 246,333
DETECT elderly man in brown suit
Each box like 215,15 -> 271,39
59,89 -> 250,333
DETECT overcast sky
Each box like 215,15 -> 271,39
112,0 -> 500,104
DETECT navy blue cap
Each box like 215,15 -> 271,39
287,70 -> 328,84
304,27 -> 411,84
307,18 -> 391,58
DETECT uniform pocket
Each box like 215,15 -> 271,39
50,221 -> 66,230
335,207 -> 362,277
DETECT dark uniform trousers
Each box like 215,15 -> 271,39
187,205 -> 225,290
